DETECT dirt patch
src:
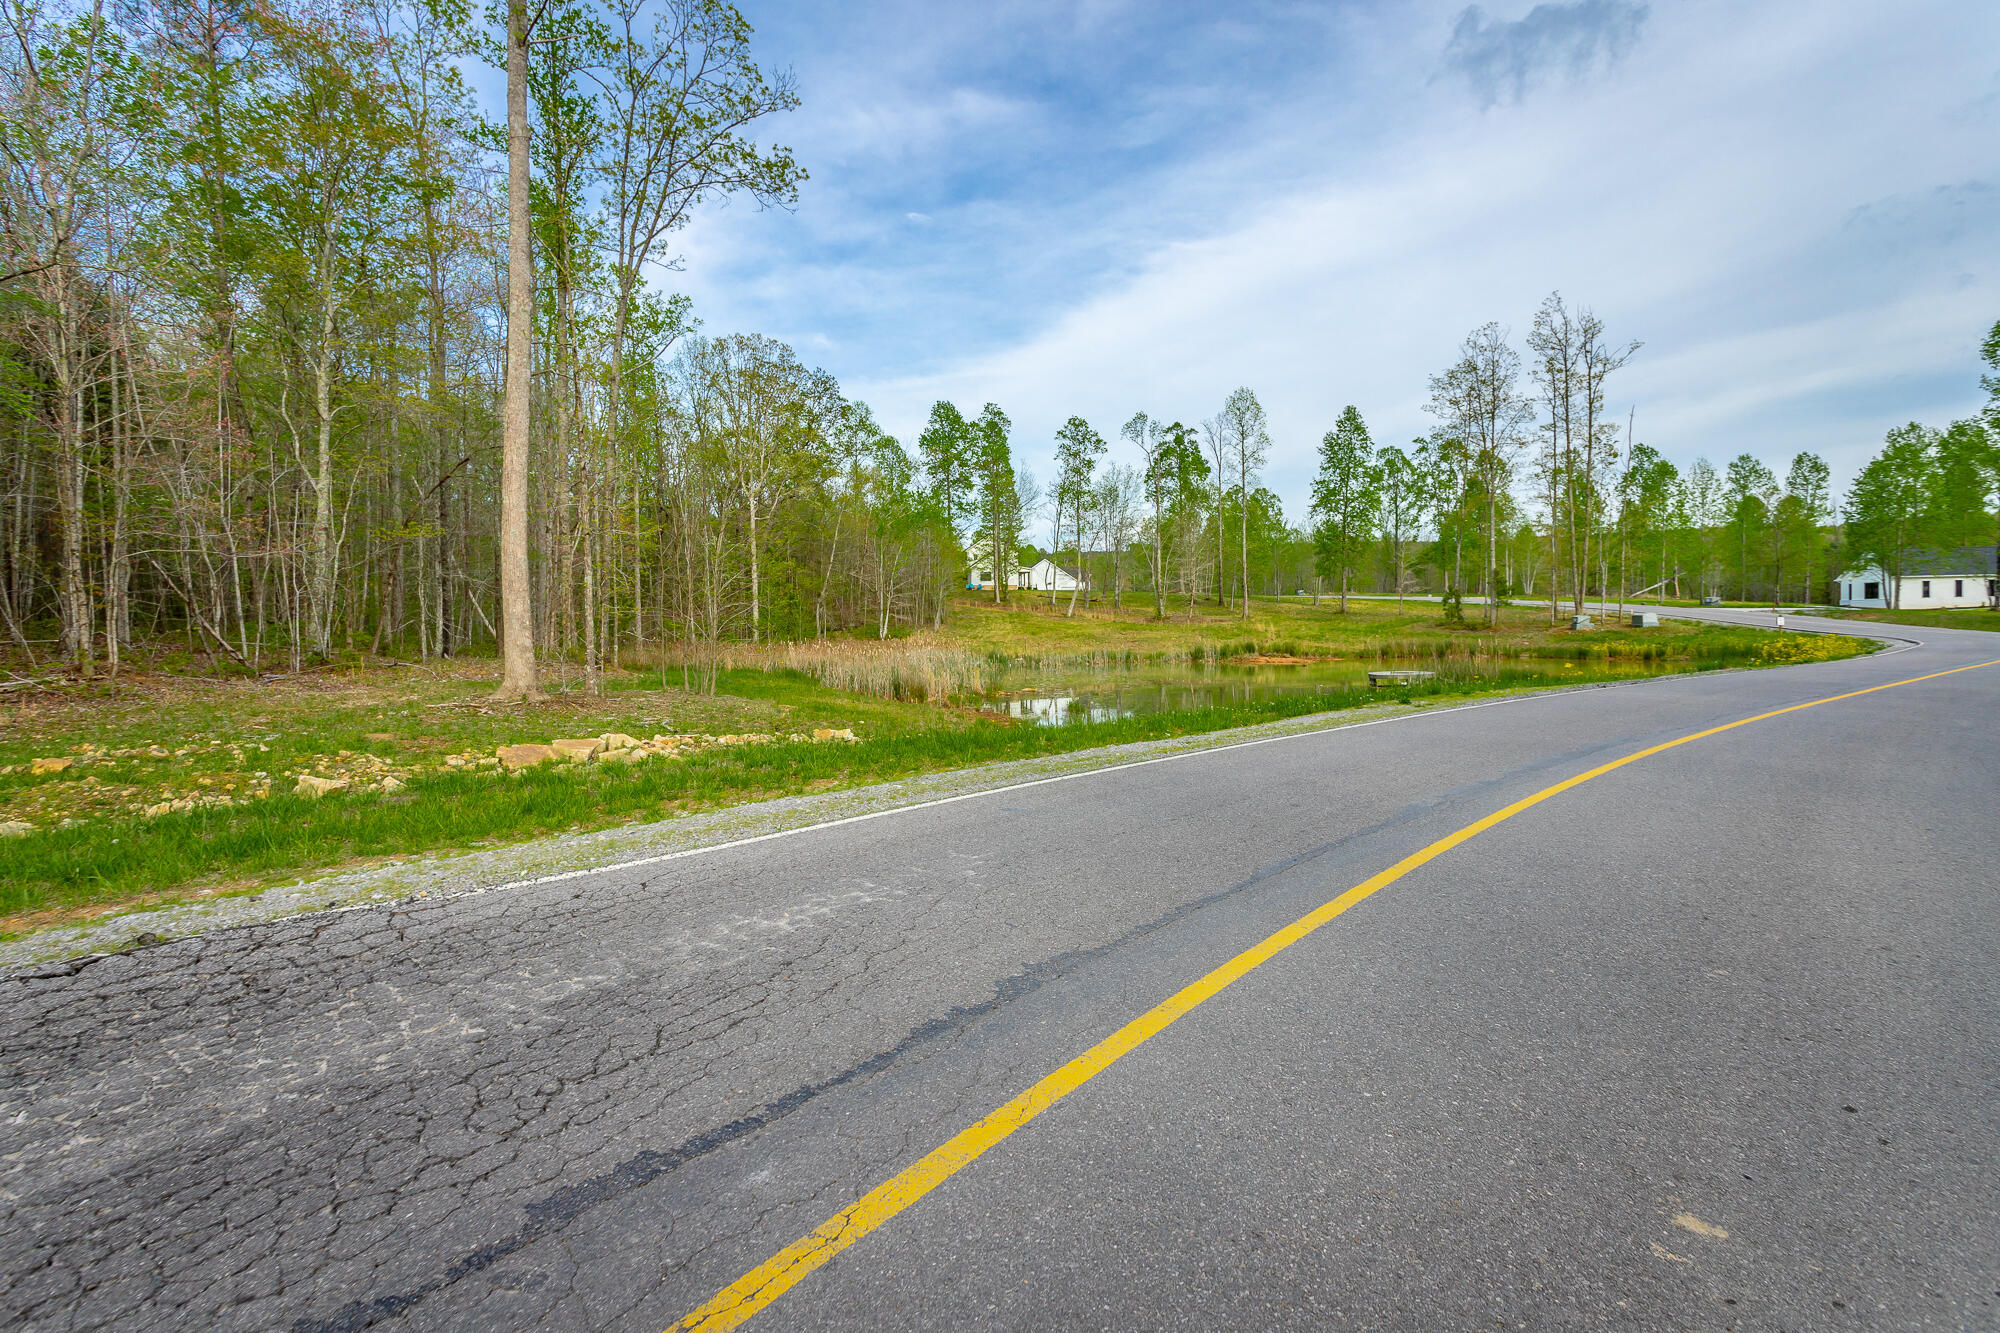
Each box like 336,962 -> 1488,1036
1232,653 -> 1322,665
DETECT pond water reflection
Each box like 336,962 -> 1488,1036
968,658 -> 1682,726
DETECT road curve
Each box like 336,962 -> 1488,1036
3,610 -> 1996,1331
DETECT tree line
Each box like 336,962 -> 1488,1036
1297,302 -> 1998,617
6,0 -> 1996,699
1042,301 -> 1996,618
1,0 -> 905,694
1840,410 -> 1997,608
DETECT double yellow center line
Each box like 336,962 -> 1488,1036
675,657 -> 1998,1331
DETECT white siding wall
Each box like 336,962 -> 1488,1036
1837,569 -> 1996,609
1017,559 -> 1082,591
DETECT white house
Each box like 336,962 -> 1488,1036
1015,558 -> 1085,592
1835,545 -> 1996,609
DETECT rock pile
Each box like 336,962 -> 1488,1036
491,727 -> 862,771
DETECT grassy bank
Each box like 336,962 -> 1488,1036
1820,605 -> 2000,631
0,596 -> 1865,929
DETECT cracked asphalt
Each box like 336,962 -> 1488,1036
4,609 -> 1996,1331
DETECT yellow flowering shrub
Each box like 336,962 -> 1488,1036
1754,633 -> 1872,665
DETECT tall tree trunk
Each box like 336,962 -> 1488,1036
311,302 -> 336,659
747,491 -> 760,642
1487,493 -> 1498,626
56,380 -> 93,676
491,0 -> 540,701
108,344 -> 132,674
1066,499 -> 1081,617
991,506 -> 1003,605
425,220 -> 448,659
1214,482 -> 1224,607
1152,494 -> 1164,620
1239,485 -> 1250,619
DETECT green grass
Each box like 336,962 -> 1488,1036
0,597 -> 1863,927
1817,605 -> 2000,631
940,592 -> 1779,663
0,658 -> 1674,920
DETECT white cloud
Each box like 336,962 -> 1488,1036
635,0 -> 1998,532
1441,0 -> 1649,107
835,0 -> 2000,516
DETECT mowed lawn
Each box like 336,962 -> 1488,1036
0,594 -> 1852,928
1820,605 -> 2000,631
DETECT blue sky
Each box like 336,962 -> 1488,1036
652,0 -> 1999,523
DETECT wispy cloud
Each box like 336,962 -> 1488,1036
654,0 -> 1998,515
1441,0 -> 1649,107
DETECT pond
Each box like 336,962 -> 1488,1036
966,657 -> 1690,726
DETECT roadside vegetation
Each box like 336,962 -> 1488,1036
0,0 -> 1966,936
1819,606 -> 2000,632
0,596 -> 1866,930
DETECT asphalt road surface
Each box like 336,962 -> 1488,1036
4,609 -> 1997,1331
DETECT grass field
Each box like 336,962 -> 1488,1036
0,593 -> 1866,929
1818,605 -> 2000,631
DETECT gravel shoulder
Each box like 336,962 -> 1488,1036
3,606 -> 1905,973
1,687 -> 1590,973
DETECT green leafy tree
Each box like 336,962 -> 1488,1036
1052,414 -> 1105,615
1156,422 -> 1210,611
131,0 -> 261,453
1215,386 -> 1270,618
1723,454 -> 1778,600
1528,292 -> 1636,616
1677,457 -> 1727,598
1510,523 -> 1545,598
1310,406 -> 1381,613
597,0 -> 802,465
1376,444 -> 1418,607
1246,486 -> 1288,596
1927,419 -> 1994,551
1430,322 -> 1533,624
522,0 -> 609,680
1617,442 -> 1678,598
1777,451 -> 1831,604
1982,316 -> 2000,424
252,6 -> 416,658
1123,411 -> 1167,617
1416,432 -> 1472,596
916,400 -> 975,541
1843,424 -> 1937,609
972,402 -> 1016,602
1977,318 -> 2000,602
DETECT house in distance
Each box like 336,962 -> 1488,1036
1834,545 -> 1997,609
967,559 -> 1085,592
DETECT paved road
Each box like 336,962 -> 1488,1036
4,611 -> 1997,1331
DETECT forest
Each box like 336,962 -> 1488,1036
4,0 -> 1997,699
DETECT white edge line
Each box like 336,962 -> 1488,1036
443,663 -> 1767,902
441,692 -> 1540,901
0,679 -> 1709,972
481,612 -> 1929,898
15,623 -> 1925,970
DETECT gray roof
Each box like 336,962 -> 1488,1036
1905,545 -> 1996,575
1844,545 -> 1997,577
